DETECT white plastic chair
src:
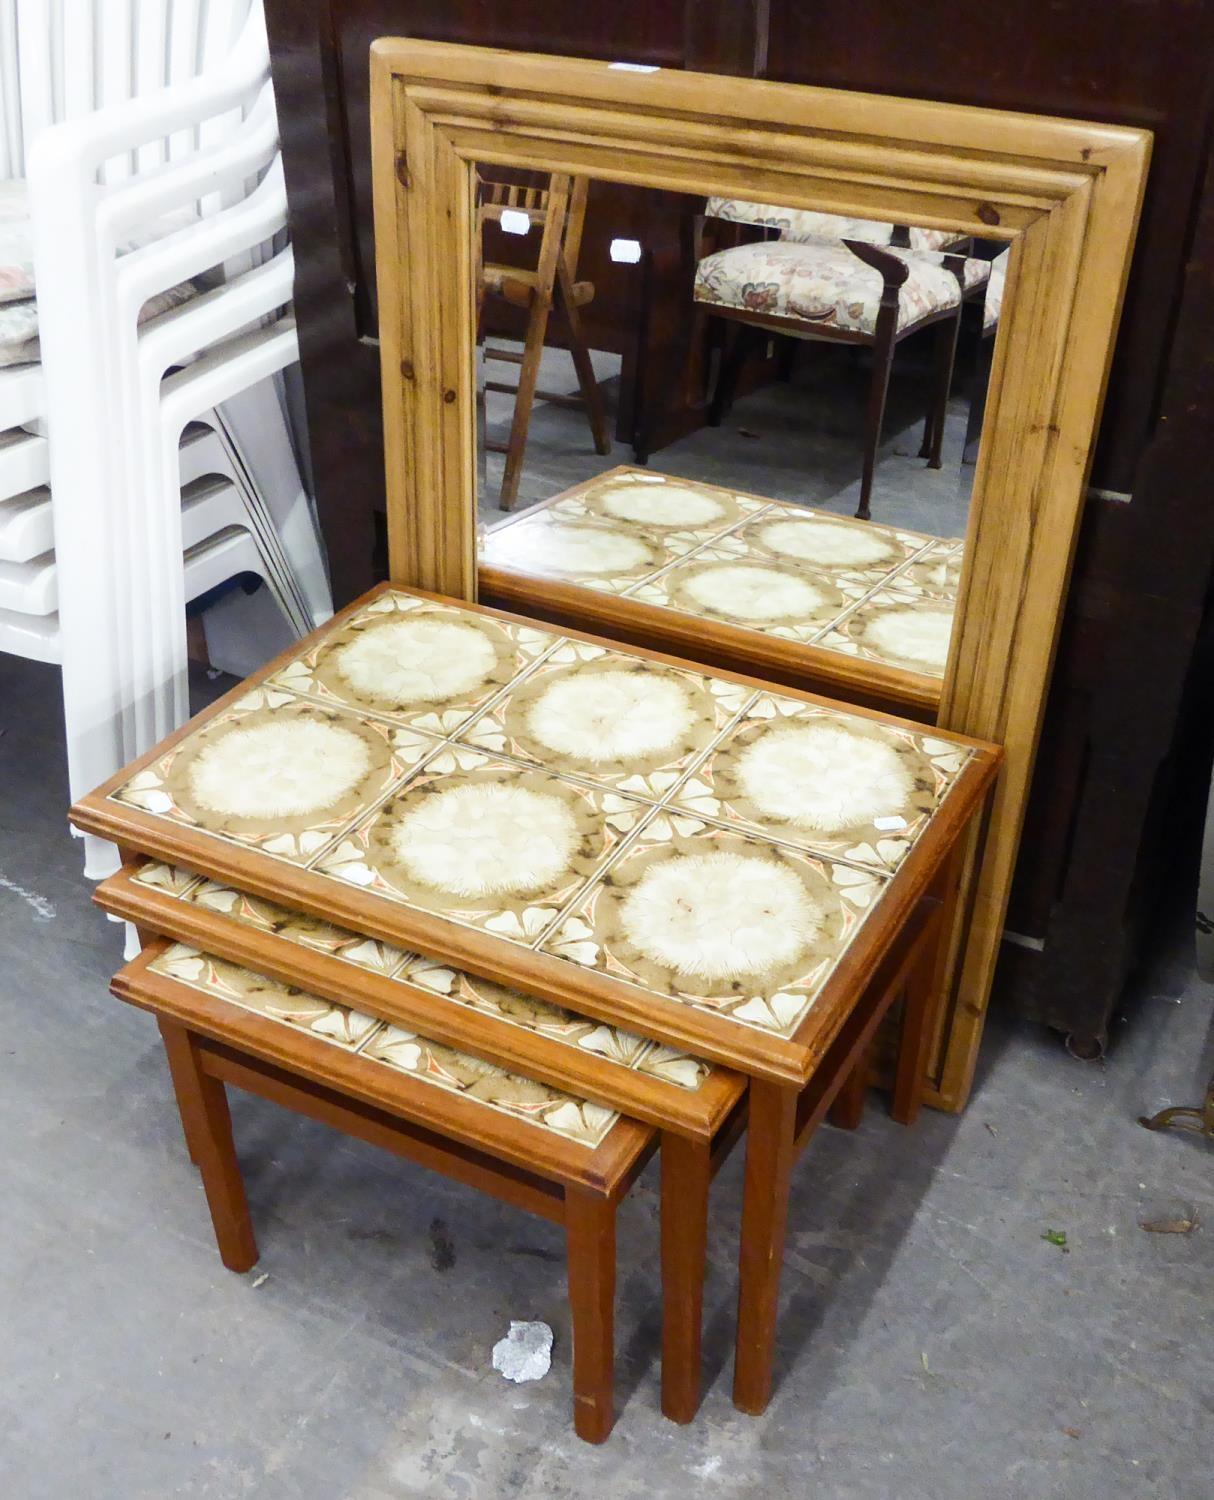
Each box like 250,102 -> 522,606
7,3 -> 331,876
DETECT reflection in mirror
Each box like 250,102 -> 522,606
475,170 -> 1008,709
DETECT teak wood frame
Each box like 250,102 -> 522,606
367,41 -> 1149,1111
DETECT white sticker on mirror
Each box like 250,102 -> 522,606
499,209 -> 531,236
610,238 -> 642,263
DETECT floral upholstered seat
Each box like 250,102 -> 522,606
703,196 -> 966,252
694,239 -> 963,336
984,248 -> 1010,332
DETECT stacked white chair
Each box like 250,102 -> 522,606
0,1 -> 331,878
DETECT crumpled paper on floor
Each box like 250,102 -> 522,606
491,1320 -> 553,1383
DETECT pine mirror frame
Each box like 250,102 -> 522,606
367,39 -> 1150,1111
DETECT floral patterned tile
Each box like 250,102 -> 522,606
812,588 -> 957,678
264,590 -> 559,738
360,1025 -> 618,1147
315,748 -> 654,945
628,541 -> 869,644
539,816 -> 887,1038
548,467 -> 766,547
149,944 -> 619,1148
130,861 -> 203,898
885,539 -> 965,601
669,692 -> 972,871
151,943 -> 385,1049
710,503 -> 934,589
183,880 -> 409,976
111,686 -> 438,865
454,637 -> 753,800
399,956 -> 710,1091
481,511 -> 685,594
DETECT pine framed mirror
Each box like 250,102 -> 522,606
368,40 -> 1148,1109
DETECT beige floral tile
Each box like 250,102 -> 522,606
813,588 -> 957,678
553,467 -> 765,547
539,818 -> 887,1038
885,539 -> 965,600
111,687 -> 438,865
129,861 -> 202,898
183,880 -> 409,975
264,590 -> 558,737
315,749 -> 652,944
149,944 -> 619,1148
150,943 -> 384,1048
629,543 -> 867,644
716,503 -> 933,588
399,956 -> 710,1091
481,511 -> 682,594
455,637 -> 753,799
670,692 -> 971,871
361,1025 -> 618,1147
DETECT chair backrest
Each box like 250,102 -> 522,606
1,0 -> 254,181
704,196 -> 965,253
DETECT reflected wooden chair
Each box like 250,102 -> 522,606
478,171 -> 610,510
692,200 -> 979,521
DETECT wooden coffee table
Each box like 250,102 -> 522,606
72,582 -> 1000,1414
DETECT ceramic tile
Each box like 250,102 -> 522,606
670,692 -> 972,871
813,587 -> 957,678
545,467 -> 765,547
360,1025 -> 618,1147
314,748 -> 653,945
885,539 -> 965,600
539,816 -> 887,1038
481,511 -> 685,594
111,686 -> 438,865
264,590 -> 559,737
183,880 -> 409,975
148,945 -> 619,1148
399,956 -> 710,1091
711,503 -> 933,588
454,637 -> 753,799
150,943 -> 385,1049
628,540 -> 869,643
129,861 -> 203,898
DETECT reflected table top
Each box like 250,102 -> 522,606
480,466 -> 964,709
72,584 -> 998,1084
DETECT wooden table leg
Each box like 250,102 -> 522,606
564,1186 -> 616,1443
157,1019 -> 258,1272
733,1080 -> 798,1415
892,939 -> 939,1127
828,1042 -> 870,1131
660,1130 -> 711,1424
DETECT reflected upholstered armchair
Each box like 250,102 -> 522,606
691,199 -> 989,520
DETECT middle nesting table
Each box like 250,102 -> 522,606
72,582 -> 1000,1413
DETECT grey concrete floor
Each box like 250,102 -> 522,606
3,649 -> 1213,1498
480,337 -> 975,539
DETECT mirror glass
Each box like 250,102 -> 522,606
475,171 -> 1008,702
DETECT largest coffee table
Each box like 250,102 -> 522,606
71,583 -> 999,1412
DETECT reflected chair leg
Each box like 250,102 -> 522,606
919,309 -> 962,468
857,312 -> 897,521
828,1043 -> 871,1130
498,290 -> 553,511
157,1019 -> 258,1272
565,1186 -> 616,1443
660,1131 -> 711,1424
733,1080 -> 798,1415
556,262 -> 610,454
709,322 -> 757,427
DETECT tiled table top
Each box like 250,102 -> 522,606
480,468 -> 962,681
148,942 -> 624,1149
75,585 -> 997,1083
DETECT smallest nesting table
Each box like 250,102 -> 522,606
72,582 -> 1000,1420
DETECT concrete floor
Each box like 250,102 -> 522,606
3,648 -> 1213,1499
480,336 -> 976,538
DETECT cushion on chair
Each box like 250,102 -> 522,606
704,197 -> 968,253
984,248 -> 1010,331
694,239 -> 963,336
0,182 -> 35,307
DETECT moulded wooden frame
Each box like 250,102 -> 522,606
367,40 -> 1149,1110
